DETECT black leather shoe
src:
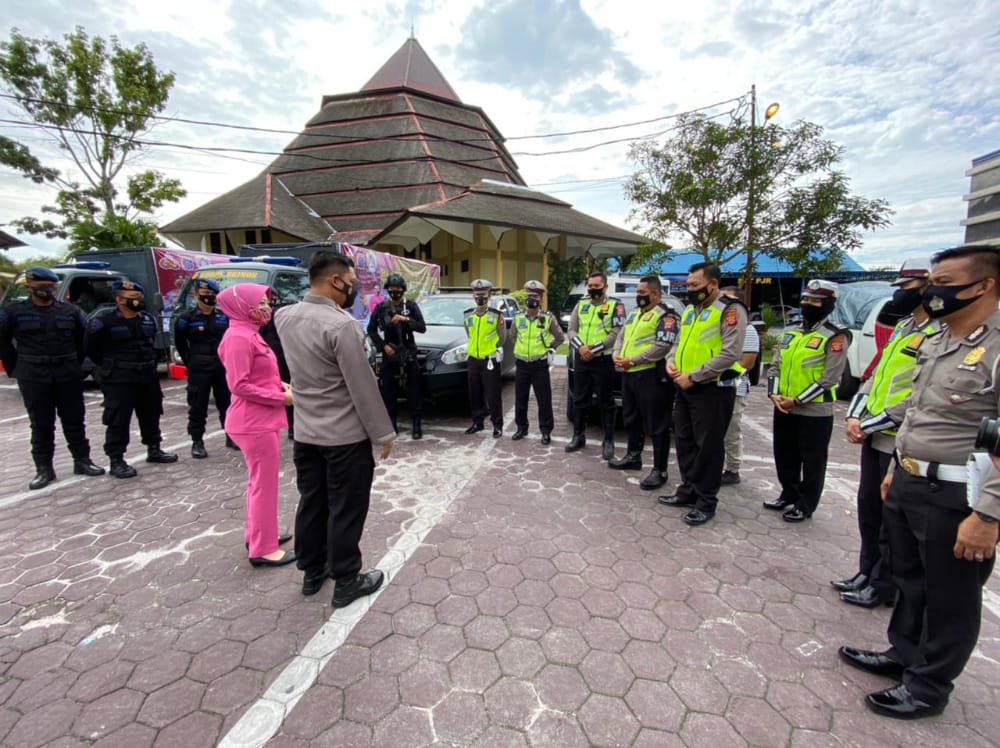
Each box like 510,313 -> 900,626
109,458 -> 137,479
838,646 -> 904,678
73,459 -> 105,477
302,569 -> 328,596
601,440 -> 615,461
865,685 -> 944,720
225,436 -> 241,451
683,509 -> 714,526
608,452 -> 643,470
249,550 -> 297,567
782,508 -> 812,523
146,446 -> 179,464
540,433 -> 551,445
831,572 -> 869,592
492,427 -> 502,438
511,429 -> 528,441
657,493 -> 696,507
565,434 -> 586,452
333,569 -> 385,608
840,585 -> 891,608
465,422 -> 484,434
191,440 -> 208,459
640,470 -> 666,490
763,497 -> 794,511
29,467 -> 56,490
720,470 -> 741,485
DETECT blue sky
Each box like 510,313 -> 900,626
2,0 -> 998,267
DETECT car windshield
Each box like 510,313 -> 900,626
828,281 -> 894,329
418,295 -> 472,325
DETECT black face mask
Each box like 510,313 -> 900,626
685,286 -> 709,306
635,294 -> 651,309
333,280 -> 357,309
525,297 -> 540,309
587,287 -> 605,301
474,295 -> 489,307
921,280 -> 984,319
799,304 -> 829,325
124,298 -> 145,311
388,290 -> 404,301
30,287 -> 55,301
887,286 -> 922,316
198,295 -> 217,307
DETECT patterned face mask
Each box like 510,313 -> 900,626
247,305 -> 272,326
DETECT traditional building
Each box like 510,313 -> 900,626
161,37 -> 644,288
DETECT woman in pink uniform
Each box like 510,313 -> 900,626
216,284 -> 296,567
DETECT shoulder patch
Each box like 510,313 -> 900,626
805,336 -> 824,349
724,307 -> 739,327
829,337 -> 845,353
662,315 -> 678,331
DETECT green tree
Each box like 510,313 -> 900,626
624,114 -> 892,277
0,27 -> 185,253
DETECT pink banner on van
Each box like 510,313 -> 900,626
340,244 -> 440,325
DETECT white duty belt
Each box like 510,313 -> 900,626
898,455 -> 966,483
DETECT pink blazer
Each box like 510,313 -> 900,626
218,322 -> 288,434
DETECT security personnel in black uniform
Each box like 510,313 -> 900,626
840,245 -> 1000,720
464,278 -> 506,438
0,266 -> 105,489
85,280 -> 178,478
368,273 -> 427,439
173,278 -> 236,458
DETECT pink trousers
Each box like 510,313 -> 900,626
229,430 -> 281,558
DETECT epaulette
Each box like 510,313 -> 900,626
822,319 -> 849,336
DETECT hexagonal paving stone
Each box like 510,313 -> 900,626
578,693 -> 641,746
449,649 -> 501,693
431,690 -> 487,744
669,666 -> 730,714
535,664 -> 590,712
372,705 -> 434,747
625,678 -> 686,732
398,658 -> 451,708
343,673 -> 399,725
504,605 -> 551,640
527,711 -> 589,748
135,677 -> 203,729
580,650 -> 635,696
316,644 -> 371,689
484,677 -> 538,729
417,624 -> 466,663
496,637 -> 546,678
71,688 -> 145,741
370,635 -> 419,676
464,616 -> 510,650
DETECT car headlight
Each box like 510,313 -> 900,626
441,343 -> 468,366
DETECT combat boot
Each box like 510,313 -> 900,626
412,415 -> 423,440
109,457 -> 137,479
191,440 -> 208,459
73,457 -> 106,477
29,466 -> 56,490
146,444 -> 179,464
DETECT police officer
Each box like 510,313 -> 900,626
840,245 -> 1000,720
764,279 -> 850,522
610,275 -> 679,490
566,271 -> 626,459
464,279 -> 506,437
0,267 -> 105,489
368,273 -> 427,439
510,280 -> 565,444
837,259 -> 936,607
85,280 -> 178,478
659,262 -> 747,526
173,278 -> 236,458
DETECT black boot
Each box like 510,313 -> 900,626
29,466 -> 56,490
601,411 -> 616,460
191,440 -> 208,459
412,415 -> 422,440
565,433 -> 586,452
225,436 -> 240,451
465,421 -> 484,434
109,457 -> 137,479
640,469 -> 667,490
608,451 -> 643,470
73,458 -> 105,477
146,444 -> 179,464
641,434 -> 668,489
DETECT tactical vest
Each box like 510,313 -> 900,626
777,321 -> 846,401
465,309 -> 503,359
575,297 -> 619,349
176,309 -> 228,367
620,305 -> 667,373
513,312 -> 554,361
866,318 -> 938,434
3,300 -> 84,381
95,309 -> 158,380
675,298 -> 729,378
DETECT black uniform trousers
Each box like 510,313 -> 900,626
468,357 -> 503,428
101,377 -> 164,458
772,410 -> 834,515
293,439 -> 374,583
884,470 -> 995,706
186,364 -> 230,440
673,384 -> 735,514
514,358 -> 553,434
18,379 -> 90,467
856,440 -> 895,600
571,354 -> 616,439
380,351 -> 422,422
622,369 -> 675,470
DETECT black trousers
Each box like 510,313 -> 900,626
18,378 -> 90,467
380,352 -> 422,421
186,366 -> 230,440
772,410 -> 834,515
673,385 -> 735,513
468,357 -> 503,427
622,370 -> 675,469
101,378 -> 164,458
514,359 -> 553,434
571,355 -> 615,440
856,441 -> 895,600
884,470 -> 995,706
293,439 -> 374,583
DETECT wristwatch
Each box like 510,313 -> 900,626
975,511 -> 998,523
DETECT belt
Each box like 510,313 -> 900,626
899,455 -> 965,483
516,356 -> 548,363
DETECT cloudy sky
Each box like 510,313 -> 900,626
2,0 -> 998,268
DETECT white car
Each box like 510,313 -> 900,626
827,281 -> 901,399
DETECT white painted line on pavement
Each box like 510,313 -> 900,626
218,406 -> 514,748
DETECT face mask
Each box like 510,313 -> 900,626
685,286 -> 709,306
388,290 -> 404,301
30,287 -> 54,301
587,287 -> 605,301
799,304 -> 828,325
474,295 -> 489,307
921,280 -> 984,319
124,298 -> 145,311
198,295 -> 217,307
635,294 -> 651,309
332,279 -> 358,309
248,305 -> 272,326
888,286 -> 922,315
526,297 -> 540,309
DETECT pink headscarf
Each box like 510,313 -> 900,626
217,283 -> 271,327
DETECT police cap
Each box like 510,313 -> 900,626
523,280 -> 546,295
112,279 -> 145,294
194,278 -> 220,294
801,279 -> 838,299
24,266 -> 59,283
891,257 -> 932,286
470,278 -> 493,292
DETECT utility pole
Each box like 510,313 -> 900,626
743,85 -> 757,307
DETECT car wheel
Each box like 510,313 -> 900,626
837,365 -> 859,400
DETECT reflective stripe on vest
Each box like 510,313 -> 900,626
675,300 -> 725,377
778,326 -> 839,401
513,312 -> 553,361
465,311 -> 502,358
575,298 -> 617,346
867,320 -> 938,433
620,306 -> 665,373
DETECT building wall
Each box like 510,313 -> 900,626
963,150 -> 1000,246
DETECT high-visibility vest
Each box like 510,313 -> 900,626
464,308 -> 503,358
866,318 -> 938,434
575,297 -> 620,347
513,312 -> 554,361
675,298 -> 728,378
777,323 -> 845,401
620,305 -> 667,373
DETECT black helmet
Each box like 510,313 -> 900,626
384,273 -> 407,291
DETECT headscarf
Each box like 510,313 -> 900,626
217,283 -> 271,327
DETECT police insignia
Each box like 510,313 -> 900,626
963,346 -> 985,366
582,304 -> 590,313
966,325 -> 987,343
830,338 -> 845,353
724,308 -> 738,327
928,296 -> 945,312
781,333 -> 794,346
663,316 -> 677,331
805,336 -> 823,349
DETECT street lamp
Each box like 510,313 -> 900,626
742,85 -> 780,307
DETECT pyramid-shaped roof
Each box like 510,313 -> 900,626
361,37 -> 460,103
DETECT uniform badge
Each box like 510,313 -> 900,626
829,337 -> 845,353
724,308 -> 738,327
927,296 -> 945,313
781,333 -> 794,347
627,311 -> 637,323
700,310 -> 711,322
966,325 -> 987,343
684,310 -> 695,323
642,312 -> 654,322
582,304 -> 590,313
805,336 -> 823,349
963,346 -> 985,366
662,316 -> 677,331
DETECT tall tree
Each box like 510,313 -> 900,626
624,114 -> 891,278
0,27 -> 185,253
